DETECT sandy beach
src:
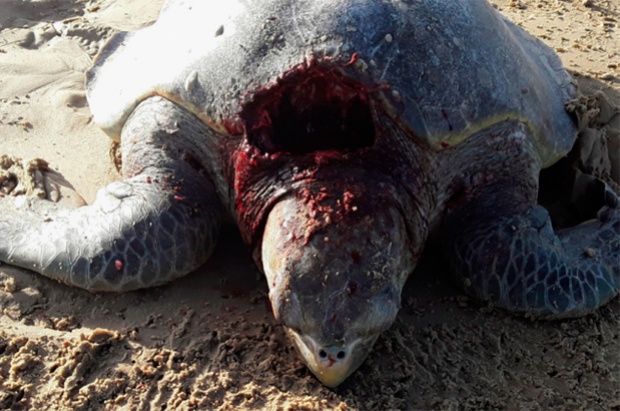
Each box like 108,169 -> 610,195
0,0 -> 618,409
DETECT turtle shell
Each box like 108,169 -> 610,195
87,0 -> 576,166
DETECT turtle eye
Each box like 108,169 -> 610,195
241,67 -> 376,154
362,284 -> 400,334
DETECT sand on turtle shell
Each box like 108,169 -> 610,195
0,1 -> 618,410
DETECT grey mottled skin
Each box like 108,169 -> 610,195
1,0 -> 619,387
0,98 -> 222,291
438,121 -> 619,317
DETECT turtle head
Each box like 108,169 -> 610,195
261,191 -> 415,387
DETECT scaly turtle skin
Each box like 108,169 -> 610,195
1,0 -> 618,387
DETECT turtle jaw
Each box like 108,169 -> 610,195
261,191 -> 416,386
286,328 -> 379,387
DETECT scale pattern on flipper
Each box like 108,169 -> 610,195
0,98 -> 223,292
452,202 -> 619,317
0,178 -> 215,291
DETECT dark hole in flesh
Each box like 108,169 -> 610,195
242,69 -> 376,154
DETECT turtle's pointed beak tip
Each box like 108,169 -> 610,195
285,328 -> 378,388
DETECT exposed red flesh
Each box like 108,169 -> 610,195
228,61 -> 421,256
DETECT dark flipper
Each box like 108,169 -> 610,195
0,97 -> 223,291
445,185 -> 619,317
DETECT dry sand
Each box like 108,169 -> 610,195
0,0 -> 618,410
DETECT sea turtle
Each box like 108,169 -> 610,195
1,0 -> 618,387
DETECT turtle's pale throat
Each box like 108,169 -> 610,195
241,67 -> 375,155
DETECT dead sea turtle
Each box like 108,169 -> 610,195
1,0 -> 618,387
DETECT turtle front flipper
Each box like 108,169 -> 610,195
445,184 -> 619,318
0,97 -> 223,291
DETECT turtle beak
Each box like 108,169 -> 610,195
286,328 -> 378,387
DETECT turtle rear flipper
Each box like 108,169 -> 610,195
0,97 -> 223,291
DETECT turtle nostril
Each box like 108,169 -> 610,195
318,348 -> 346,361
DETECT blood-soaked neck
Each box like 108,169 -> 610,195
230,64 -> 433,257
231,135 -> 430,258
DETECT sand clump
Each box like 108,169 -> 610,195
0,0 -> 619,410
0,155 -> 49,198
